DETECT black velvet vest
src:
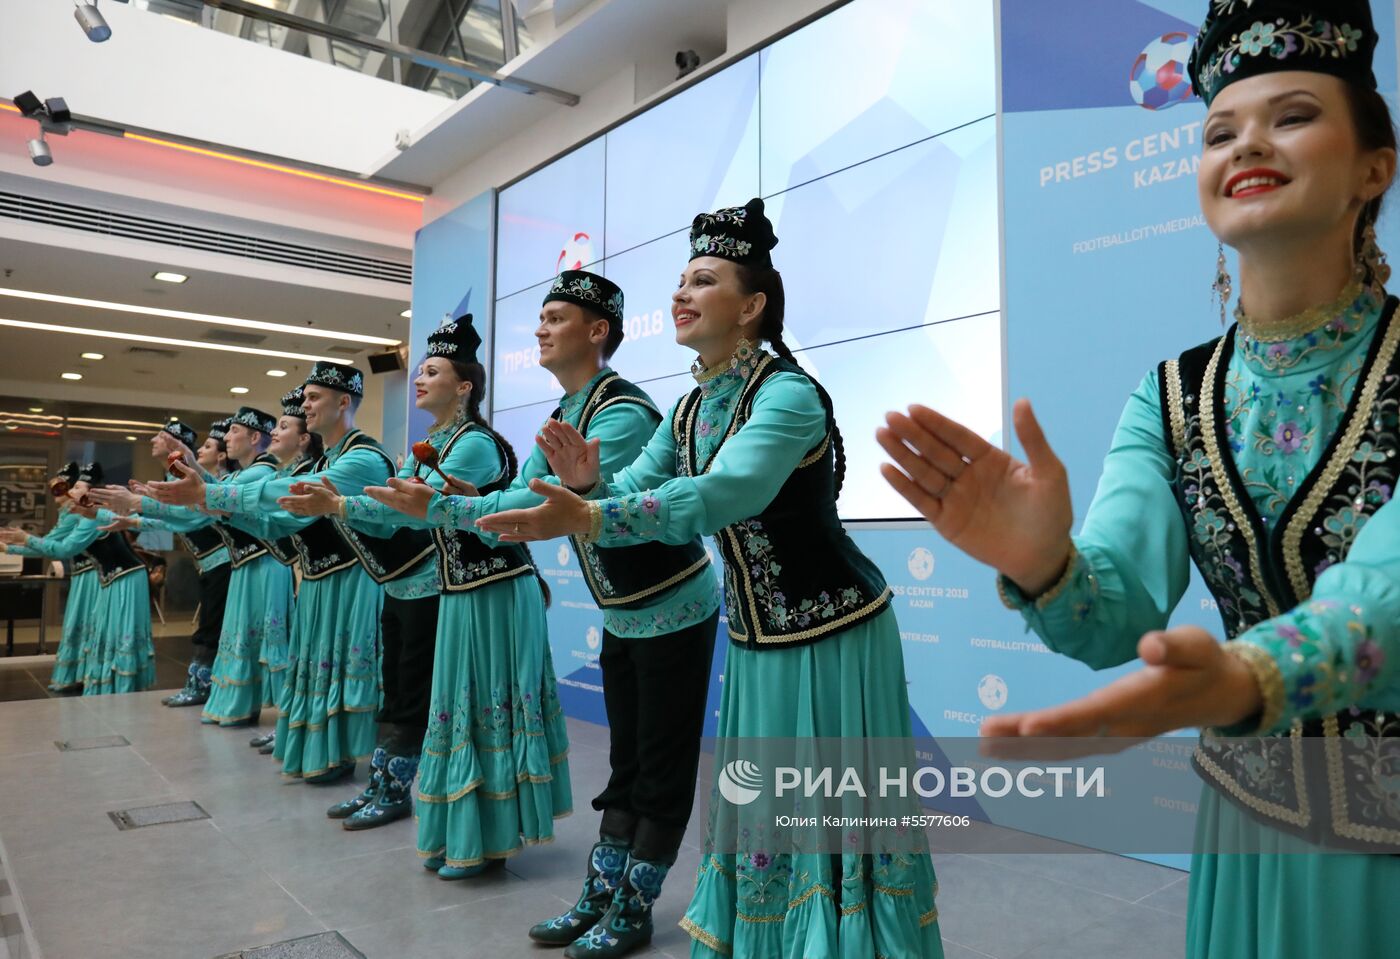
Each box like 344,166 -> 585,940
85,532 -> 146,586
216,455 -> 278,569
430,422 -> 534,592
327,432 -> 435,585
564,373 -> 709,609
175,524 -> 225,563
675,354 -> 890,650
264,459 -> 311,567
289,431 -> 427,582
1159,297 -> 1400,851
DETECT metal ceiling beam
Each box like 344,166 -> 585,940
198,0 -> 580,105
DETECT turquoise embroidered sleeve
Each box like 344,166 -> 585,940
426,491 -> 480,533
18,517 -> 102,559
138,497 -> 217,533
595,490 -> 670,544
595,374 -> 826,547
204,448 -> 393,539
1229,499 -> 1400,735
1002,372 -> 1192,670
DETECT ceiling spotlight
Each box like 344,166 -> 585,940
74,1 -> 112,43
229,386 -> 249,394
28,130 -> 52,167
14,91 -> 42,118
152,271 -> 188,284
125,435 -> 136,441
266,369 -> 287,377
81,351 -> 104,360
28,407 -> 43,413
61,372 -> 83,380
399,309 -> 412,318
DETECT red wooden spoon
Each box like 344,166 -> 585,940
412,441 -> 450,485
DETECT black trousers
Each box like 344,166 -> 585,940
592,611 -> 719,861
191,561 -> 231,658
375,593 -> 440,750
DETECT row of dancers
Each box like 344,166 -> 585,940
7,2 -> 1400,954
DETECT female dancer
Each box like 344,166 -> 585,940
291,317 -> 570,867
2,462 -> 96,691
879,3 -> 1399,956
197,406 -> 294,727
249,388 -> 322,754
473,199 -> 941,958
2,464 -> 155,695
46,462 -> 97,692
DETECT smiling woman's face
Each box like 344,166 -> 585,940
1199,71 -> 1389,255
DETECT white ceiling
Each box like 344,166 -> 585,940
0,221 -> 413,418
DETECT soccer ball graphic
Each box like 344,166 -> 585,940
977,674 -> 1009,711
1130,32 -> 1197,111
907,547 -> 935,582
556,231 -> 595,273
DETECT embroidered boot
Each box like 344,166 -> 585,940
161,661 -> 198,706
257,733 -> 276,755
168,663 -> 212,707
528,837 -> 630,945
249,730 -> 274,748
344,752 -> 418,830
563,855 -> 668,958
326,747 -> 386,819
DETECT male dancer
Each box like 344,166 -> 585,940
373,271 -> 720,958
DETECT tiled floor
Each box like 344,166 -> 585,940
0,693 -> 1189,959
0,622 -> 198,703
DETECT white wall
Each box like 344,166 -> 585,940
0,0 -> 448,174
424,0 -> 840,220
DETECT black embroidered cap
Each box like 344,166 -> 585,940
689,197 -> 779,269
77,461 -> 103,485
542,270 -> 625,328
231,406 -> 277,434
162,421 -> 198,450
1188,0 -> 1379,107
425,314 -> 484,365
305,361 -> 365,398
280,386 -> 307,419
208,418 -> 231,443
55,461 -> 79,485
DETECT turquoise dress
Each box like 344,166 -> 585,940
199,459 -> 295,725
345,417 -> 572,868
205,431 -> 390,778
9,509 -> 99,691
999,291 -> 1400,958
16,517 -> 155,695
573,354 -> 941,959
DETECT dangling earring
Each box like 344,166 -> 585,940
1356,217 -> 1391,301
1211,242 -> 1233,328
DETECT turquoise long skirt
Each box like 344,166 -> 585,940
1187,786 -> 1400,957
680,608 -> 942,959
81,570 -> 154,696
48,568 -> 98,691
203,554 -> 294,726
416,573 -> 572,868
272,565 -> 382,778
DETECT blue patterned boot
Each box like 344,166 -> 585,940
161,662 -> 198,706
344,753 -> 418,831
562,855 -> 667,957
326,747 -> 386,819
528,837 -> 630,945
169,664 -> 211,707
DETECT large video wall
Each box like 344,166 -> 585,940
489,0 -> 1000,521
